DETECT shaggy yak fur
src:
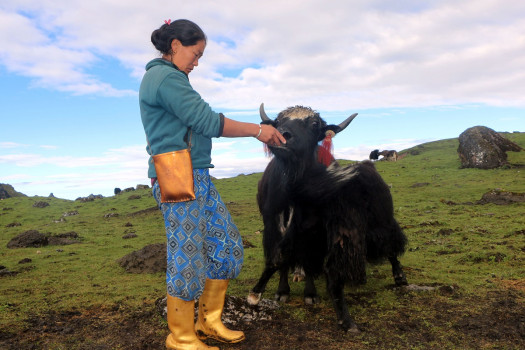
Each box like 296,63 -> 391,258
247,104 -> 408,332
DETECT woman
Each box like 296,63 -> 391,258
139,19 -> 285,350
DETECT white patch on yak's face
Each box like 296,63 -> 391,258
278,106 -> 317,121
285,109 -> 314,120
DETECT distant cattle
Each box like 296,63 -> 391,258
379,150 -> 398,161
369,149 -> 380,160
248,104 -> 408,332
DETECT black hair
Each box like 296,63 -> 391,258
150,19 -> 207,54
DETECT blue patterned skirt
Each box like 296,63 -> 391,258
153,169 -> 244,300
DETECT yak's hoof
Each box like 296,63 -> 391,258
304,295 -> 320,305
274,293 -> 289,303
394,273 -> 408,286
339,319 -> 360,333
247,292 -> 261,305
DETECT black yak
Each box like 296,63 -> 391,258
369,149 -> 380,160
247,104 -> 408,332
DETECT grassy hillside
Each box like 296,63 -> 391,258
1,133 -> 524,349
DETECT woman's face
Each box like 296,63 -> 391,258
170,39 -> 206,75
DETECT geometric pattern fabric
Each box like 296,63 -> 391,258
153,169 -> 244,300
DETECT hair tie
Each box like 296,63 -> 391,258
164,19 -> 171,25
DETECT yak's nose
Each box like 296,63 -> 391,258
281,131 -> 292,141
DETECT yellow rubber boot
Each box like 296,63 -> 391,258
165,295 -> 219,350
195,279 -> 245,343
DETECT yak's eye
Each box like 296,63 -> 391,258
311,121 -> 319,128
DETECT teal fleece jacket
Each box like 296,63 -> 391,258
139,58 -> 224,178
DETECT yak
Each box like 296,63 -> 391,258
379,150 -> 398,162
247,104 -> 408,332
369,149 -> 380,160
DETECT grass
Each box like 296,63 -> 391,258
1,132 -> 524,349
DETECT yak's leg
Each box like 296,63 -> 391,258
303,273 -> 320,305
247,264 -> 279,305
326,273 -> 359,332
389,256 -> 408,286
274,263 -> 291,302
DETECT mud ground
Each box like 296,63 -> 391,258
1,286 -> 523,350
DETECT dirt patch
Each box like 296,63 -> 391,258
441,189 -> 525,206
116,243 -> 166,274
129,206 -> 160,217
6,230 -> 81,249
453,291 -> 525,344
117,240 -> 257,274
477,189 -> 525,205
1,289 -> 523,350
155,296 -> 280,325
498,278 -> 525,293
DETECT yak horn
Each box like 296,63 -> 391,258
337,113 -> 358,133
259,103 -> 271,122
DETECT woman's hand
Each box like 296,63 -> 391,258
221,117 -> 286,145
256,124 -> 286,146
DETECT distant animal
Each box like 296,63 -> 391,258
379,150 -> 398,161
247,104 -> 408,332
369,149 -> 380,160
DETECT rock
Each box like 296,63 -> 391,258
477,189 -> 525,205
7,230 -> 81,248
75,194 -> 104,202
116,243 -> 166,273
47,232 -> 81,245
0,266 -> 18,277
457,126 -> 523,169
33,201 -> 50,208
7,230 -> 48,248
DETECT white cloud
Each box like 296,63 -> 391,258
0,142 -> 28,149
0,144 -> 149,199
1,0 -> 524,107
1,0 -> 524,200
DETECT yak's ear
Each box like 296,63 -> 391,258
321,113 -> 358,138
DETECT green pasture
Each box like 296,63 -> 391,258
1,133 -> 524,349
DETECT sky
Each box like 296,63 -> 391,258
1,0 -> 524,200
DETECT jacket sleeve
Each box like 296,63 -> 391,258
156,71 -> 222,138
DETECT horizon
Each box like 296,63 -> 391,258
3,130 -> 523,201
1,0 -> 524,200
